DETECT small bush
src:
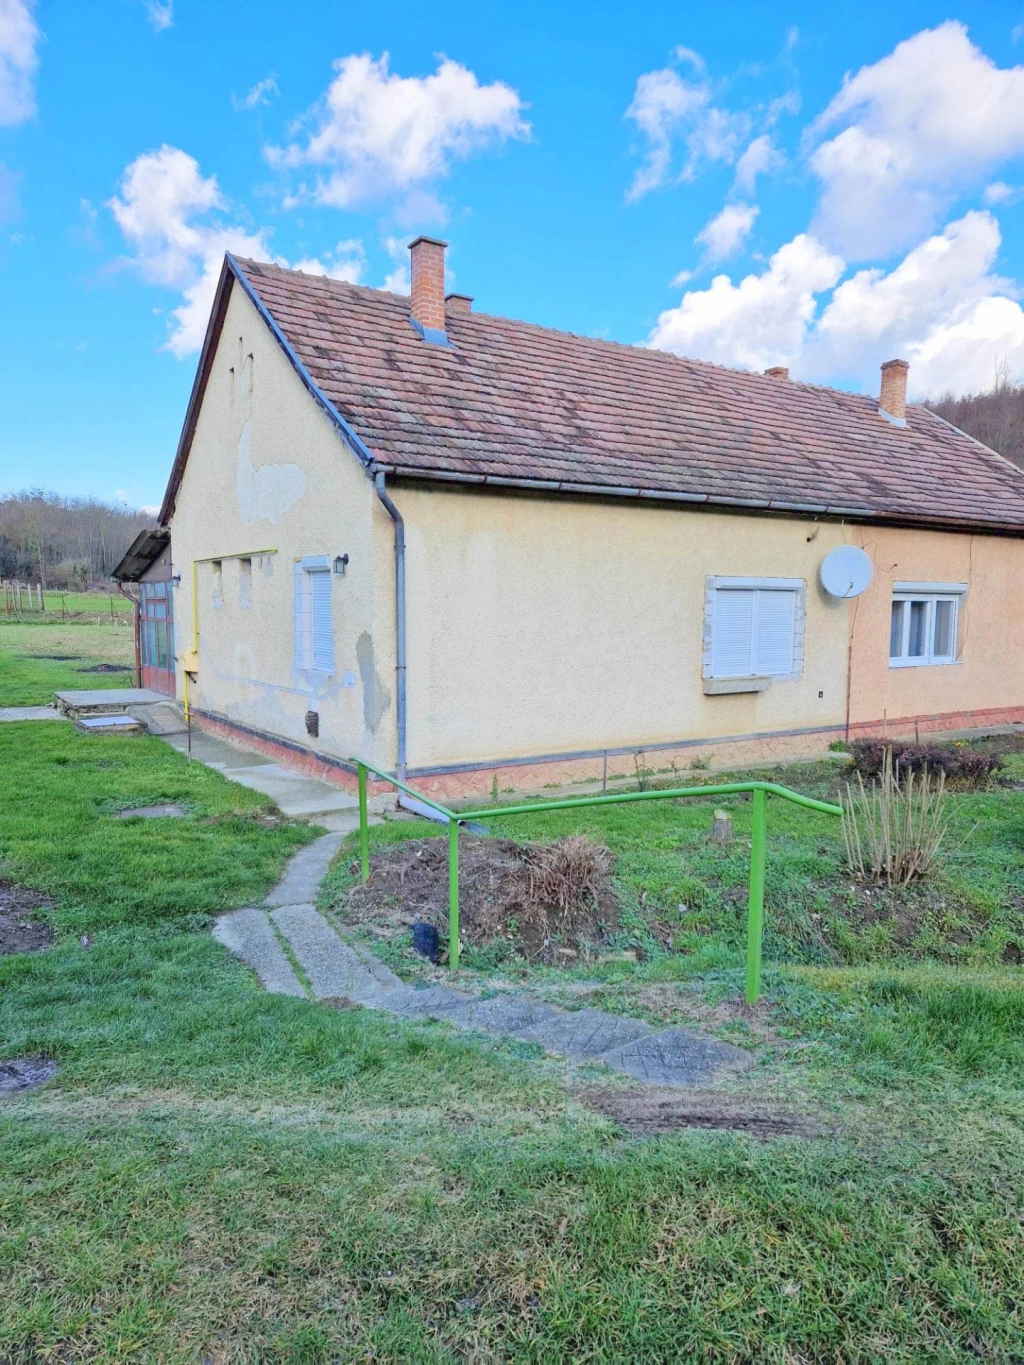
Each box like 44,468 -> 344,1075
850,739 -> 1004,790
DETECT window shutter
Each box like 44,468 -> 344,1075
310,570 -> 334,672
711,589 -> 755,677
293,566 -> 307,670
754,589 -> 796,675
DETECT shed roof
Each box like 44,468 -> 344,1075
159,255 -> 1024,535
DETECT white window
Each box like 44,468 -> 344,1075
705,577 -> 804,680
889,583 -> 963,667
294,559 -> 335,674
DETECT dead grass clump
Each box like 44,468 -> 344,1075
842,748 -> 952,887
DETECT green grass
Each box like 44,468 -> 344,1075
0,617 -> 136,705
1,644 -> 1023,1356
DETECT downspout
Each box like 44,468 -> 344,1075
374,472 -> 407,781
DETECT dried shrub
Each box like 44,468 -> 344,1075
842,748 -> 951,887
521,835 -> 612,922
850,739 -> 1004,790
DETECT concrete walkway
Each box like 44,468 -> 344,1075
0,705 -> 68,723
214,832 -> 755,1089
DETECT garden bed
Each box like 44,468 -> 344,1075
343,834 -> 621,963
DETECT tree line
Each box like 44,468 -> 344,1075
0,491 -> 156,590
928,373 -> 1024,468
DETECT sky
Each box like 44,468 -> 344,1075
3,1 -> 1024,511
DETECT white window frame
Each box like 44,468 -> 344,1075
294,556 -> 335,676
702,576 -> 805,682
889,582 -> 965,669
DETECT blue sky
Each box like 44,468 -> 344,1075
3,1 -> 1024,510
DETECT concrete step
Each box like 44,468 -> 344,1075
55,687 -> 167,717
213,907 -> 306,998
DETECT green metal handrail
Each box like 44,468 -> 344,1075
351,759 -> 842,1003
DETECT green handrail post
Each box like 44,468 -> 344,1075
357,762 -> 369,884
448,817 -> 460,971
745,786 -> 768,1005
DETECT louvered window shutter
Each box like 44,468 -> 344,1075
711,589 -> 755,677
753,589 -> 796,675
309,570 -> 334,673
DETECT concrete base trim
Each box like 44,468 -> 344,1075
190,703 -> 1024,802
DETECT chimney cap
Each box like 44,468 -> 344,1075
881,357 -> 909,372
764,366 -> 790,379
408,235 -> 448,251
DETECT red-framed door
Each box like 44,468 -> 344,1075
139,581 -> 175,695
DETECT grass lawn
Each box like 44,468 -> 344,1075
0,614 -> 136,705
2,686 -> 1023,1354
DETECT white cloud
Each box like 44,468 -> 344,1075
983,180 -> 1014,204
233,74 -> 277,112
812,211 -> 1024,395
267,53 -> 528,215
809,22 -> 1024,258
734,134 -> 782,194
382,234 -> 410,293
696,201 -> 759,262
625,52 -> 751,200
291,238 -> 365,283
144,0 -> 172,31
652,210 -> 1024,397
109,145 -> 275,357
0,0 -> 40,126
648,233 -> 844,370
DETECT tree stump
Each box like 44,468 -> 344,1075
711,809 -> 734,844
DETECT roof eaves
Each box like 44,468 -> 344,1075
379,463 -> 1024,535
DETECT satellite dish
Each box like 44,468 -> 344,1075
820,545 -> 873,599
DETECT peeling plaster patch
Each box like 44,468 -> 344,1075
236,421 -> 305,526
356,632 -> 391,733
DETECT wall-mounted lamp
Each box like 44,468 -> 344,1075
170,575 -> 182,586
333,554 -> 349,576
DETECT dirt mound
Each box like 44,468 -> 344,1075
0,880 -> 53,956
345,834 -> 620,963
580,1087 -> 824,1139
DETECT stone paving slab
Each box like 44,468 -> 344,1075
381,984 -> 475,1019
264,833 -> 346,906
514,1007 -> 654,1059
598,1026 -> 756,1087
446,994 -> 561,1035
213,908 -> 306,998
271,905 -> 386,1003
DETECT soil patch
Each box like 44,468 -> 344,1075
0,880 -> 54,955
78,662 -> 131,674
345,835 -> 620,963
580,1086 -> 823,1139
624,984 -> 787,1047
0,1056 -> 58,1095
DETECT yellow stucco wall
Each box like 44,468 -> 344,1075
168,281 -> 397,769
395,486 -> 855,767
847,523 -> 1024,730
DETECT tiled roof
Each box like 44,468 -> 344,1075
165,255 -> 1024,533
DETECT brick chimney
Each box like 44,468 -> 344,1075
879,358 -> 909,425
764,366 -> 789,379
445,292 -> 473,315
409,236 -> 448,342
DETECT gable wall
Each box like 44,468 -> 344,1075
168,282 -> 397,771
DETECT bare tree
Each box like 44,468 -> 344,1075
0,490 -> 156,588
927,364 -> 1024,468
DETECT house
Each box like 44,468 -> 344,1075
122,236 -> 1024,799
